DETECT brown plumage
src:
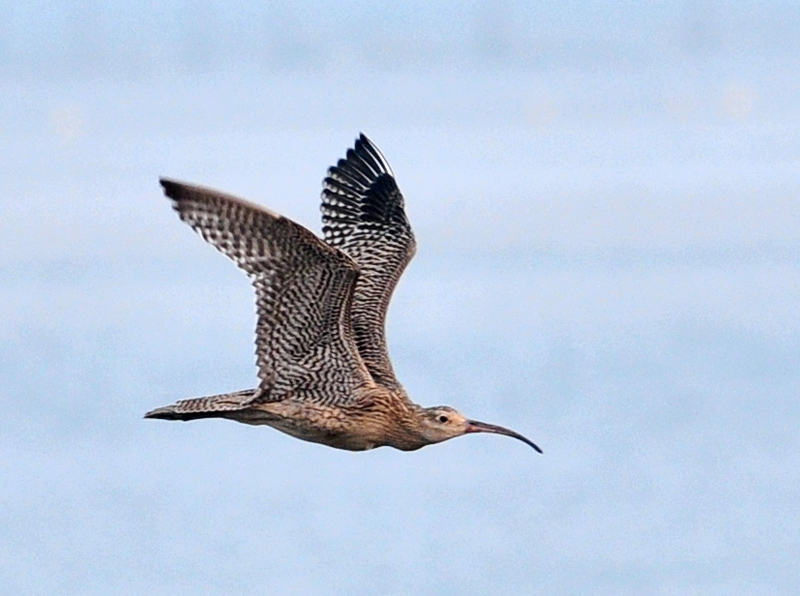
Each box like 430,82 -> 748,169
145,134 -> 541,453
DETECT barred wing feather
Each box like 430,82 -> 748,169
320,135 -> 416,390
160,179 -> 372,406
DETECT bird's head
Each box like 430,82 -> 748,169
417,406 -> 542,453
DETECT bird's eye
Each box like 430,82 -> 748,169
437,415 -> 449,423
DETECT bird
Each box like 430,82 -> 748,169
145,134 -> 542,453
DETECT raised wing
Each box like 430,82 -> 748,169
161,178 -> 372,406
320,134 -> 416,390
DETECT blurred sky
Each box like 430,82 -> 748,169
1,0 -> 800,78
1,2 -> 799,596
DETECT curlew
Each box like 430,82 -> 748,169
145,134 -> 541,453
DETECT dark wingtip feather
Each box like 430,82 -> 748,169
159,178 -> 185,201
357,133 -> 380,155
356,133 -> 372,152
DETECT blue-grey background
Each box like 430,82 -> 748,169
1,1 -> 798,594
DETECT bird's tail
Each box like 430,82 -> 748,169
144,388 -> 258,421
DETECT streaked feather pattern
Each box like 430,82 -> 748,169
145,135 -> 542,454
160,178 -> 372,406
321,134 -> 416,390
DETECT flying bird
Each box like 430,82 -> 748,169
146,134 -> 541,453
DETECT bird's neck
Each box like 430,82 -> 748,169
356,386 -> 428,451
385,403 -> 429,451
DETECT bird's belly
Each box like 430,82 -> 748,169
267,418 -> 376,451
242,402 -> 379,451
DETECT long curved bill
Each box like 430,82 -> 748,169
465,420 -> 543,453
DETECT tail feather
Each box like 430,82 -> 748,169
145,389 -> 257,421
